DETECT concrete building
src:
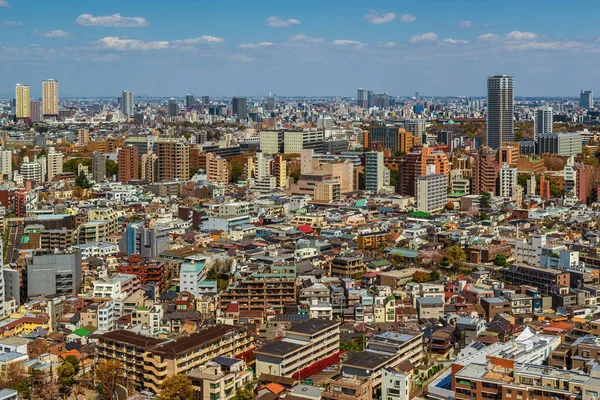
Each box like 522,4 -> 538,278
92,152 -> 106,182
404,118 -> 427,144
15,84 -> 30,119
499,162 -> 517,198
255,319 -> 340,377
502,263 -> 570,295
366,127 -> 419,153
121,90 -> 134,116
42,79 -> 59,118
117,145 -> 139,183
157,140 -> 189,182
416,165 -> 447,213
365,151 -> 385,193
231,97 -> 247,118
119,222 -> 171,258
537,132 -> 582,156
25,251 -> 82,297
580,89 -> 593,109
487,75 -> 514,149
179,261 -> 208,298
0,150 -> 12,180
381,368 -> 410,400
283,130 -> 324,154
534,106 -> 553,142
513,234 -> 546,266
46,147 -> 63,182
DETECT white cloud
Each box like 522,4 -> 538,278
382,41 -> 397,47
76,13 -> 149,28
332,39 -> 364,48
364,10 -> 396,24
0,0 -> 10,7
238,42 -> 274,49
35,30 -> 70,38
97,37 -> 168,51
0,21 -> 22,27
172,36 -> 224,45
506,40 -> 582,51
443,38 -> 469,44
231,54 -> 253,63
265,16 -> 300,28
409,32 -> 438,43
477,33 -> 499,40
289,34 -> 323,43
399,14 -> 417,22
459,20 -> 472,28
505,31 -> 537,40
96,35 -> 224,51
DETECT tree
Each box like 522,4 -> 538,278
58,361 -> 76,395
389,169 -> 398,188
156,374 -> 194,400
29,368 -> 60,400
445,245 -> 466,267
289,167 -> 301,184
96,359 -> 124,400
63,158 -> 92,173
444,202 -> 455,211
106,159 -> 118,177
494,254 -> 508,267
480,192 -> 492,208
233,384 -> 254,400
230,163 -> 244,183
412,271 -> 430,283
0,361 -> 27,390
190,166 -> 200,179
64,355 -> 80,375
428,270 -> 440,281
75,170 -> 92,189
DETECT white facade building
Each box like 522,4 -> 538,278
416,165 -> 447,213
514,234 -> 547,267
499,162 -> 517,198
534,106 -> 553,141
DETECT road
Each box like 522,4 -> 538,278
5,222 -> 23,264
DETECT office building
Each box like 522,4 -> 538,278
117,146 -> 139,183
120,222 -> 171,258
486,75 -> 514,149
201,96 -> 210,105
168,98 -> 178,117
156,140 -> 189,182
534,106 -> 552,141
404,118 -> 427,144
366,127 -> 419,153
416,165 -> 447,213
20,156 -> 43,183
266,96 -> 275,111
46,148 -> 63,182
365,151 -> 385,193
231,97 -> 247,118
29,99 -> 41,122
374,93 -> 390,108
580,90 -> 593,109
186,94 -> 195,110
15,84 -> 30,119
537,132 -> 582,156
283,130 -> 324,153
259,131 -> 282,154
499,162 -> 517,198
92,152 -> 106,182
255,319 -> 340,378
121,90 -> 134,116
42,79 -> 59,118
357,88 -> 369,108
25,251 -> 82,297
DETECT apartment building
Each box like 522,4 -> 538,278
502,264 -> 570,295
219,265 -> 297,315
96,325 -> 254,393
255,319 -> 340,377
156,140 -> 190,182
187,357 -> 253,400
321,376 -> 373,400
331,254 -> 365,278
513,234 -> 546,266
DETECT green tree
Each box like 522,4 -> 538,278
75,170 -> 92,189
156,374 -> 194,400
428,270 -> 440,281
233,384 -> 254,400
190,166 -> 200,179
494,254 -> 508,267
480,192 -> 492,208
58,361 -> 76,395
289,167 -> 301,183
106,159 -> 118,177
389,169 -> 398,188
63,158 -> 92,173
412,271 -> 430,283
445,245 -> 466,267
230,163 -> 244,183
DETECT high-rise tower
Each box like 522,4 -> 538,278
486,75 -> 514,149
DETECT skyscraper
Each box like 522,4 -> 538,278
186,94 -> 195,110
534,107 -> 553,142
201,96 -> 210,105
580,90 -> 593,110
231,97 -> 247,118
118,146 -> 139,183
30,99 -> 41,122
92,152 -> 107,182
486,75 -> 514,149
121,90 -> 134,116
157,140 -> 189,182
357,89 -> 369,108
367,90 -> 374,108
266,96 -> 275,111
404,118 -> 427,145
42,79 -> 59,118
168,98 -> 178,117
15,84 -> 30,119
374,93 -> 390,108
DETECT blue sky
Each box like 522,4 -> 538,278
1,0 -> 599,97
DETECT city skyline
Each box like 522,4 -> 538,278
1,0 -> 600,97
